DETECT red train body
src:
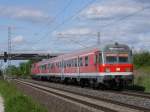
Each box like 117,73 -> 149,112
31,43 -> 133,88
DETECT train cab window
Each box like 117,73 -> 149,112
106,56 -> 117,63
79,57 -> 83,66
85,56 -> 89,66
119,56 -> 128,63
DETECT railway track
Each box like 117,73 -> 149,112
15,79 -> 150,112
118,90 -> 150,99
21,79 -> 150,99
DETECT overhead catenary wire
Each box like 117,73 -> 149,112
33,0 -> 73,36
58,5 -> 150,48
30,0 -> 97,46
33,2 -> 150,49
13,0 -> 74,51
101,5 -> 150,29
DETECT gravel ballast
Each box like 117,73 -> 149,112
25,80 -> 150,110
13,81 -> 97,112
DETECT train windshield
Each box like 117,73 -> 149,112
106,56 -> 117,63
105,53 -> 129,64
118,56 -> 128,63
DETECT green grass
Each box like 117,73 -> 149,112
0,80 -> 48,112
134,66 -> 150,92
134,75 -> 150,92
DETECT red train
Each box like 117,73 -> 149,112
31,43 -> 133,88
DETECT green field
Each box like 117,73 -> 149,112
134,66 -> 150,92
0,80 -> 48,112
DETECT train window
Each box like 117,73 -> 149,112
66,61 -> 68,67
73,59 -> 76,67
85,56 -> 89,66
64,61 -> 66,68
119,56 -> 128,63
72,59 -> 74,67
51,64 -> 54,69
41,65 -> 46,70
79,57 -> 83,66
59,62 -> 60,68
94,55 -> 99,64
68,60 -> 70,67
48,64 -> 51,69
75,59 -> 77,67
69,60 -> 72,67
106,56 -> 117,63
59,63 -> 60,68
99,53 -> 102,63
57,62 -> 59,68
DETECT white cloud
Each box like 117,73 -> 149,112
79,1 -> 142,20
54,27 -> 96,38
0,6 -> 50,23
12,35 -> 25,44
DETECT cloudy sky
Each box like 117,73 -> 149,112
0,0 -> 150,54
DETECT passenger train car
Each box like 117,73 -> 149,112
31,43 -> 133,88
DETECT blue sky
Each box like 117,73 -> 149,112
0,0 -> 150,54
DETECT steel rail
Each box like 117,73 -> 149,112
15,79 -> 150,112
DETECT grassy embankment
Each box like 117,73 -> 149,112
134,66 -> 150,92
0,80 -> 48,112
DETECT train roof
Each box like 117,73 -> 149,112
38,46 -> 100,64
37,43 -> 130,65
103,43 -> 130,52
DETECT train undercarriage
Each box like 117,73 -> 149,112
31,74 -> 133,90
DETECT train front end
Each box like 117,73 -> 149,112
99,43 -> 133,88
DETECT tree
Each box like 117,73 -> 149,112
133,52 -> 150,68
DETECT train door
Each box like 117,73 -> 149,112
94,51 -> 100,72
77,56 -> 80,82
61,56 -> 65,81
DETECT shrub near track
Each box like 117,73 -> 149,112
0,80 -> 48,112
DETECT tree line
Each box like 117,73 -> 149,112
133,52 -> 150,68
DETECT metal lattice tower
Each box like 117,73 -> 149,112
8,27 -> 12,67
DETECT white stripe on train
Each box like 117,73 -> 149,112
35,72 -> 133,77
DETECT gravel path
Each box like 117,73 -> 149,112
0,96 -> 4,112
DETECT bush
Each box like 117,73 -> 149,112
133,52 -> 150,68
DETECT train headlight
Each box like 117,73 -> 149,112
116,67 -> 120,72
105,68 -> 110,72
